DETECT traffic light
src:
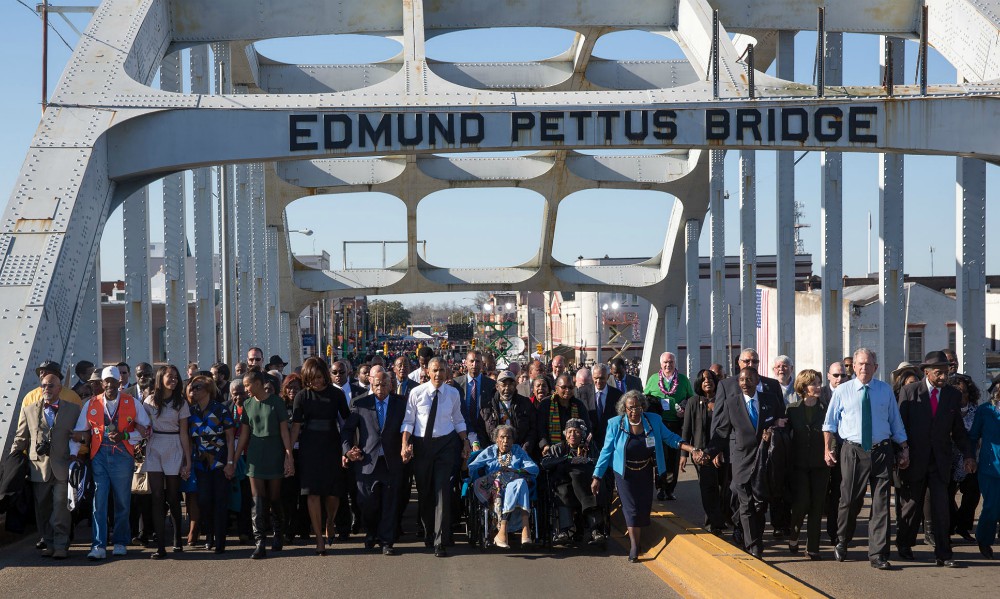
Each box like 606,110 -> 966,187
383,342 -> 389,354
470,339 -> 477,349
326,344 -> 332,357
536,343 -> 543,353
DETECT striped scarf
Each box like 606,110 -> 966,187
548,399 -> 579,445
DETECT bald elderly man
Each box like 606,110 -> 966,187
644,352 -> 694,500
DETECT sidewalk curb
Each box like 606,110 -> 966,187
612,507 -> 827,599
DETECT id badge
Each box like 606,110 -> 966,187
645,435 -> 656,448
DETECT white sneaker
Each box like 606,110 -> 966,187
87,547 -> 107,560
112,544 -> 127,556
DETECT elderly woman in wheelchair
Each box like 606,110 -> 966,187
468,424 -> 539,548
540,418 -> 607,546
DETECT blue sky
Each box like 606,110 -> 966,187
2,2 -> 997,307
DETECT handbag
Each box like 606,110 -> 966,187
131,469 -> 151,495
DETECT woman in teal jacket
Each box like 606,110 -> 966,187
968,387 -> 1000,559
591,390 -> 705,562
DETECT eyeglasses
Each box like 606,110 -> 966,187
625,405 -> 642,412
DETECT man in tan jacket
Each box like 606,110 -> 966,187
9,360 -> 83,559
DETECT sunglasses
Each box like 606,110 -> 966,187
830,373 -> 847,378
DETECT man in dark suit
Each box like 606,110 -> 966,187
589,363 -> 622,451
392,356 -> 417,399
454,350 -> 495,451
610,358 -> 643,394
821,360 -> 847,543
709,366 -> 787,558
342,371 -> 406,555
331,360 -> 367,537
895,351 -> 975,567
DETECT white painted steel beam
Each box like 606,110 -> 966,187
684,219 -> 701,376
739,149 -> 757,354
821,32 -> 844,371
122,188 -> 152,366
709,150 -> 727,367
878,36 -> 906,379
160,53 -> 190,367
957,157 -> 987,385
775,30 -> 796,362
191,45 -> 217,369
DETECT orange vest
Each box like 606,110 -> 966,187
85,393 -> 138,459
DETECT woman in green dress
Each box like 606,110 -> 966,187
234,369 -> 294,559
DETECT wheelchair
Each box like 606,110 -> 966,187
461,450 -> 544,551
539,456 -> 610,551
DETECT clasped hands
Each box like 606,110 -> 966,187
341,445 -> 364,468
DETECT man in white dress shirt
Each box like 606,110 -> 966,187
401,357 -> 471,557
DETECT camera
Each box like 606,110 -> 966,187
35,432 -> 52,457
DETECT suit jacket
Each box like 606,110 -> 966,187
454,374 -> 496,439
897,381 -> 972,483
820,384 -> 833,406
341,393 -> 406,476
613,374 -> 643,394
590,386 -> 622,451
478,393 -> 536,452
338,382 -> 368,408
681,394 -> 716,457
394,377 -> 418,400
10,388 -> 83,482
710,388 -> 786,485
786,400 -> 829,470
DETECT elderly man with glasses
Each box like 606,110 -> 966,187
9,361 -> 84,559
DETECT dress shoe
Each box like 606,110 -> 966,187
897,546 -> 915,560
664,493 -> 677,501
979,544 -> 994,559
364,538 -> 377,552
807,551 -> 821,561
552,531 -> 571,545
626,555 -> 639,563
434,545 -> 447,557
36,539 -> 47,550
750,547 -> 763,560
40,547 -> 55,557
788,540 -> 800,554
383,545 -> 396,556
493,534 -> 510,549
834,544 -> 847,562
150,549 -> 167,560
656,489 -> 666,501
956,530 -> 975,544
251,543 -> 267,560
214,547 -> 226,555
870,557 -> 891,570
935,559 -> 963,568
172,545 -> 183,553
52,548 -> 68,560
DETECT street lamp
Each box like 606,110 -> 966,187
289,228 -> 314,236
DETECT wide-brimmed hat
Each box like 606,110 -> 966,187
919,351 -> 953,369
88,369 -> 103,382
35,360 -> 62,379
268,355 -> 288,368
890,361 -> 918,379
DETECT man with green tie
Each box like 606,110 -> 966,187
823,348 -> 909,570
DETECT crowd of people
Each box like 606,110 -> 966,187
5,343 -> 999,571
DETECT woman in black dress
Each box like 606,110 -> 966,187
290,357 -> 350,555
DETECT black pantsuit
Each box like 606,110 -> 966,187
838,442 -> 893,560
949,474 -> 980,533
413,432 -> 460,546
694,463 -> 728,531
790,467 -> 830,553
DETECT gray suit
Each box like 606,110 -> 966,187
10,389 -> 83,551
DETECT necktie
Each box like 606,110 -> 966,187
597,389 -> 604,414
861,384 -> 872,451
617,378 -> 625,392
468,378 -> 477,416
396,381 -> 403,396
930,387 -> 939,417
376,400 -> 386,431
424,390 -> 439,439
747,398 -> 758,429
